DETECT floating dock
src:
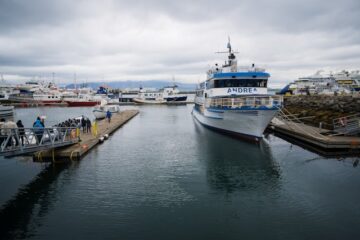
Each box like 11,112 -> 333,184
33,110 -> 139,162
270,118 -> 360,156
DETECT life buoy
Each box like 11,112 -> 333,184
340,117 -> 347,127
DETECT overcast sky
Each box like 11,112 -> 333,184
0,0 -> 359,87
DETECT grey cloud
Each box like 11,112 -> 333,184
0,0 -> 359,86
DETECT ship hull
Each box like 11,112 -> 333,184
133,98 -> 166,104
192,106 -> 278,141
165,96 -> 187,102
65,101 -> 99,107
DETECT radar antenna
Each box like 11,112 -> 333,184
215,37 -> 239,57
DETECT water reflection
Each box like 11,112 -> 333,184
0,163 -> 77,239
194,119 -> 281,194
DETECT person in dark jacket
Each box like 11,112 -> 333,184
86,118 -> 92,133
81,116 -> 86,133
16,120 -> 25,145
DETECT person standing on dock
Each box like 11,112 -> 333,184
86,118 -> 92,133
81,116 -> 86,133
106,110 -> 112,123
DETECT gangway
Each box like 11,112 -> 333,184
0,127 -> 79,157
273,107 -> 328,140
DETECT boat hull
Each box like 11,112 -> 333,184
133,98 -> 166,104
165,96 -> 187,102
192,106 -> 278,141
66,101 -> 99,107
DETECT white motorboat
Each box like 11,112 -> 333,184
92,105 -> 120,119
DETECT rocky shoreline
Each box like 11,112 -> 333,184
283,95 -> 360,129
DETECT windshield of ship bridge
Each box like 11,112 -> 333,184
208,79 -> 268,88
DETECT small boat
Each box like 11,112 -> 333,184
0,105 -> 14,117
93,105 -> 120,119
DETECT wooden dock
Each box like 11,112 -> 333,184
270,118 -> 360,156
33,110 -> 139,162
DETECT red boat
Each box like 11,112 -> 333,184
63,94 -> 102,107
65,100 -> 100,107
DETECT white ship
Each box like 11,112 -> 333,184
279,70 -> 360,95
133,85 -> 187,104
192,40 -> 283,142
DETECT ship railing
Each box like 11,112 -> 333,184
237,66 -> 266,72
205,95 -> 283,109
0,127 -> 79,157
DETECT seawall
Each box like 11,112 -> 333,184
284,95 -> 360,128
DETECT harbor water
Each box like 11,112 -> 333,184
1,105 -> 360,239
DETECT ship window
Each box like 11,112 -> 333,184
211,79 -> 267,88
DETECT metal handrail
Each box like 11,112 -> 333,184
275,107 -> 328,140
0,127 -> 79,157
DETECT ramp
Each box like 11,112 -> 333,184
0,127 -> 79,157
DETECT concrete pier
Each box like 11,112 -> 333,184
33,110 -> 139,162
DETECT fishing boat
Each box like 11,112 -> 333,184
192,39 -> 283,142
93,105 -> 120,119
63,90 -> 103,107
33,92 -> 63,104
162,85 -> 188,102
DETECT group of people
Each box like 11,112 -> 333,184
0,115 -> 94,150
54,116 -> 92,134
